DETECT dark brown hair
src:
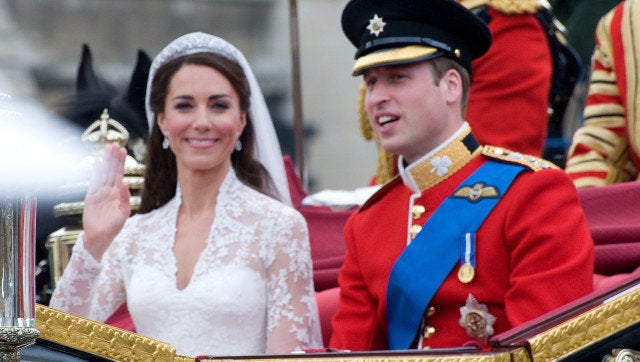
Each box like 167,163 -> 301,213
430,56 -> 471,116
138,52 -> 279,213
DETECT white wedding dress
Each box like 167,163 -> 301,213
50,169 -> 323,357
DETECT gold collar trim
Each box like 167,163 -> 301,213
400,128 -> 481,193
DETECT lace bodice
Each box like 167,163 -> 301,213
50,169 -> 322,357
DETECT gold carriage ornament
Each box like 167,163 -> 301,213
81,107 -> 130,146
45,108 -> 145,288
30,276 -> 640,361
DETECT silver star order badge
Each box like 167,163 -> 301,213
367,14 -> 386,36
458,294 -> 496,344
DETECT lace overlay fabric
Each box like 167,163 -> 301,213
50,169 -> 322,356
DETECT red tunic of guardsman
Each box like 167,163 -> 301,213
460,0 -> 552,157
566,0 -> 640,187
330,124 -> 594,350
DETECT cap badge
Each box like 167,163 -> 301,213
459,294 -> 496,344
367,14 -> 386,37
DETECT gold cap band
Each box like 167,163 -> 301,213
352,45 -> 438,75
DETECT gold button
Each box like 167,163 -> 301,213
410,224 -> 422,239
422,325 -> 436,339
411,205 -> 426,219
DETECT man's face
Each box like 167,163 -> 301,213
363,60 -> 458,164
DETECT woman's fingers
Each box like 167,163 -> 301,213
105,143 -> 126,188
87,151 -> 107,195
88,143 -> 127,194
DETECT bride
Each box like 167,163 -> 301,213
49,32 -> 322,357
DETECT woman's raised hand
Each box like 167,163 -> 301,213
82,143 -> 131,261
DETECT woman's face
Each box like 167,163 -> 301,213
157,63 -> 247,175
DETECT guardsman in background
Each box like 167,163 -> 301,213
458,0 -> 553,157
330,0 -> 594,351
565,0 -> 640,187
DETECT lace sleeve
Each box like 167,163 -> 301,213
263,208 -> 323,353
48,232 -> 127,322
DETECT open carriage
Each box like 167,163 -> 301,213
1,0 -> 640,360
27,171 -> 640,361
32,102 -> 640,359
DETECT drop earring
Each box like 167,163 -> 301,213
162,133 -> 169,149
235,131 -> 242,151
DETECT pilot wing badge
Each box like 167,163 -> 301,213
452,182 -> 499,203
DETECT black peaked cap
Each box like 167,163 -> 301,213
341,0 -> 492,75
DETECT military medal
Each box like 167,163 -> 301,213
459,294 -> 496,344
458,233 -> 475,283
458,262 -> 475,283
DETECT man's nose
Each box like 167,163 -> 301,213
367,83 -> 390,106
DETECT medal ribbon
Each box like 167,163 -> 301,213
462,232 -> 475,268
386,161 -> 525,349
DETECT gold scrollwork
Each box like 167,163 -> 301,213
36,304 -> 193,361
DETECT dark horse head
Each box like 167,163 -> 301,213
57,44 -> 151,162
36,44 -> 151,304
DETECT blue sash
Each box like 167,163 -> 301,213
386,160 -> 525,349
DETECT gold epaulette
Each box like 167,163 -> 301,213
459,0 -> 541,14
482,145 -> 559,171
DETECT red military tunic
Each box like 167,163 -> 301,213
330,126 -> 594,350
464,3 -> 552,156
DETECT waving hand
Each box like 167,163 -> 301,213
82,143 -> 131,261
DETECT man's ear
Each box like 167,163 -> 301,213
443,69 -> 463,104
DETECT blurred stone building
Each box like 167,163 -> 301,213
0,0 -> 376,192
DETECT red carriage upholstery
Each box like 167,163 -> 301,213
579,181 -> 640,290
104,302 -> 136,332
